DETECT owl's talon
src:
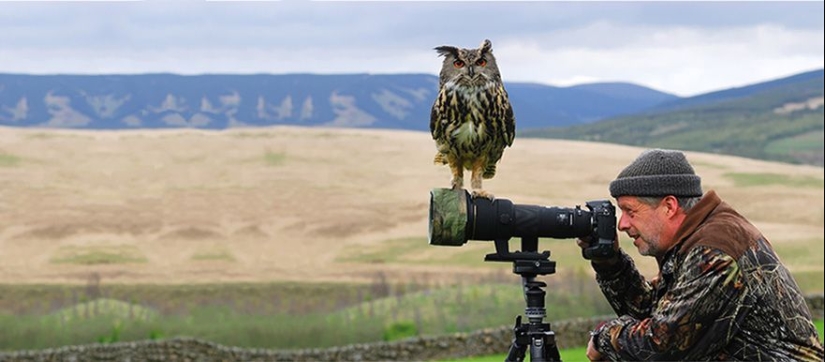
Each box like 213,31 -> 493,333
471,190 -> 494,200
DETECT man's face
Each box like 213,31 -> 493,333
616,196 -> 668,258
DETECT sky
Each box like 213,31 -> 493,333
0,1 -> 823,97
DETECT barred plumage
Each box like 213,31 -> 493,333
430,39 -> 515,199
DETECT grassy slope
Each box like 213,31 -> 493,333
523,77 -> 824,166
1,126 -> 821,287
0,127 -> 822,351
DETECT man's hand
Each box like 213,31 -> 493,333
587,335 -> 604,361
577,235 -> 621,266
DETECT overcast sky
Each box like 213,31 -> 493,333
0,1 -> 822,97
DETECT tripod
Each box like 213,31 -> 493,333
485,236 -> 561,362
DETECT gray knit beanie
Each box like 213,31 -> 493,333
609,149 -> 702,198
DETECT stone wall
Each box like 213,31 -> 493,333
1,294 -> 821,362
0,316 -> 611,362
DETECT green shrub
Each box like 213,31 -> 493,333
97,322 -> 122,344
149,329 -> 164,340
383,321 -> 418,341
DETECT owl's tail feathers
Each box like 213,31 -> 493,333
483,164 -> 496,179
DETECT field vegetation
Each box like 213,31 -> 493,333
0,271 -> 613,350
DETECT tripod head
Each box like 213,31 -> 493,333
484,237 -> 556,277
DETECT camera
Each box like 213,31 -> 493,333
428,188 -> 617,260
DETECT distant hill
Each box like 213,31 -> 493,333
0,73 -> 676,131
523,69 -> 825,166
653,69 -> 824,112
568,82 -> 677,103
507,81 -> 678,126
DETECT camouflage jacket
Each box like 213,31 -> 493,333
591,190 -> 824,361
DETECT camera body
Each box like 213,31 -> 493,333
428,188 -> 616,260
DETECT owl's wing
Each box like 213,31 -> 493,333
430,89 -> 447,142
499,86 -> 515,147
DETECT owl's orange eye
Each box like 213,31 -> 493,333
453,60 -> 465,68
476,58 -> 487,67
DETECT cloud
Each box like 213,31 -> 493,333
493,22 -> 825,96
0,1 -> 822,96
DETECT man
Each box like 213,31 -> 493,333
581,148 -> 824,361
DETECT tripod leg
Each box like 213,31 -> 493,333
506,342 -> 526,362
546,346 -> 561,362
505,316 -> 528,362
527,330 -> 560,362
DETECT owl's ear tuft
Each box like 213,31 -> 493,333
434,46 -> 459,59
480,39 -> 493,54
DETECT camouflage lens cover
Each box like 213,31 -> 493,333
428,188 -> 469,246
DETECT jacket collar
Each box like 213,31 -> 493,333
671,190 -> 721,255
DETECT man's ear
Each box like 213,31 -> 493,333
662,195 -> 681,217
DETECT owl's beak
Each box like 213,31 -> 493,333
467,66 -> 475,78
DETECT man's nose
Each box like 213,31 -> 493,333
617,213 -> 631,231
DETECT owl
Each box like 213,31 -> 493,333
430,39 -> 515,200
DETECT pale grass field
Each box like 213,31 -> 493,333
0,126 -> 822,289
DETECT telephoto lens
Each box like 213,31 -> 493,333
428,188 -> 597,246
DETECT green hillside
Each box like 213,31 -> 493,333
523,75 -> 824,166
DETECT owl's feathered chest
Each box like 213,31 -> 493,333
445,81 -> 495,108
437,82 -> 497,146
